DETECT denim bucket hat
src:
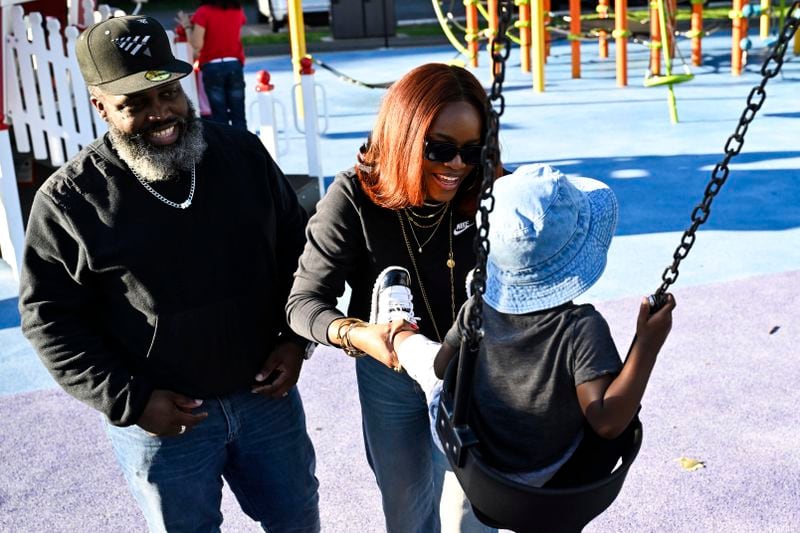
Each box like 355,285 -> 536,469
483,164 -> 618,314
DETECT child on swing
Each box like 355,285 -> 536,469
370,163 -> 676,487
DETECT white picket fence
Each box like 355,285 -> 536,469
5,4 -> 199,167
0,5 -> 199,280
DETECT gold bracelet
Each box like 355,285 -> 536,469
337,318 -> 367,358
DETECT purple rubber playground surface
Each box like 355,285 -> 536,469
2,19 -> 799,533
2,272 -> 798,532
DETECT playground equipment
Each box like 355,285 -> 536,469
436,1 -> 800,531
644,0 -> 695,123
435,0 -> 797,91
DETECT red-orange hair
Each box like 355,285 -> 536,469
356,63 -> 497,215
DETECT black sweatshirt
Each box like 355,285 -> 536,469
19,122 -> 307,426
287,169 -> 477,346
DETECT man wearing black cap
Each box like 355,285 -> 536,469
18,16 -> 320,532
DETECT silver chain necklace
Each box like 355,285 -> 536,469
130,162 -> 196,210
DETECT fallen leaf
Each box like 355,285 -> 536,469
677,457 -> 706,472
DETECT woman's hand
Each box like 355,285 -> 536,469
347,322 -> 400,368
175,10 -> 191,29
329,318 -> 418,369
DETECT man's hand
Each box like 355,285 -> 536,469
137,389 -> 208,437
251,341 -> 304,398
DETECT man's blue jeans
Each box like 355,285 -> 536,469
356,356 -> 495,533
105,387 -> 320,532
200,60 -> 247,131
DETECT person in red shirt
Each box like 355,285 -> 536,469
177,1 -> 247,130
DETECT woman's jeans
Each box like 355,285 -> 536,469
200,60 -> 247,131
105,387 -> 320,533
357,355 -> 496,533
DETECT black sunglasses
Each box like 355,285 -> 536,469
423,140 -> 484,165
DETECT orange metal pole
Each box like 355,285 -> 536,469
488,0 -> 499,79
690,0 -> 703,66
570,0 -> 581,78
598,0 -> 610,58
668,0 -> 677,58
732,0 -> 744,75
520,1 -> 532,72
650,0 -> 662,75
615,0 -> 628,86
466,1 -> 480,67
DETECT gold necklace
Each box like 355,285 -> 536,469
405,205 -> 448,229
407,201 -> 448,220
397,209 -> 456,342
405,210 -> 445,252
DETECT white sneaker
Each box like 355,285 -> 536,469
370,266 -> 418,325
465,267 -> 475,299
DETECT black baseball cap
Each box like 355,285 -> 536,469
76,15 -> 193,95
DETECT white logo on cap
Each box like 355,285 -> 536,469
113,35 -> 152,57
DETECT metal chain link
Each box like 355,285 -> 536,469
464,0 -> 513,349
654,2 -> 800,301
450,1 -> 513,426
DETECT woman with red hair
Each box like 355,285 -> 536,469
288,63 -> 498,532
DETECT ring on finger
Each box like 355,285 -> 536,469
179,425 -> 187,434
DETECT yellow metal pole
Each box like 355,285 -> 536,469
796,26 -> 800,55
531,0 -> 546,92
760,0 -> 771,39
288,0 -> 308,116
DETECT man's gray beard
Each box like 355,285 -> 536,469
109,104 -> 207,183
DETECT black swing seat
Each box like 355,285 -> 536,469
436,383 -> 643,533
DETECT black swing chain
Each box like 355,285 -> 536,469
465,1 -> 513,349
654,2 -> 800,302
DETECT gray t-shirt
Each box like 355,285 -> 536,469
444,299 -> 622,472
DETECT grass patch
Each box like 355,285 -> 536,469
242,28 -> 332,45
112,0 -> 195,13
241,23 -> 446,46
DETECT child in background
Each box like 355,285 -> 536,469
371,163 -> 676,487
177,1 -> 247,130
